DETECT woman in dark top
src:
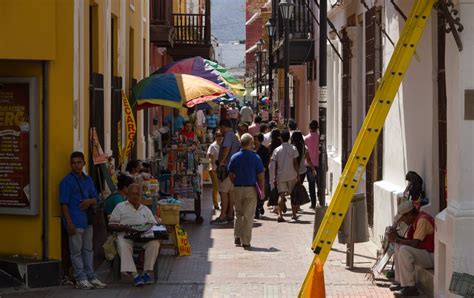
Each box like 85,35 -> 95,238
268,129 -> 282,210
254,133 -> 270,218
269,129 -> 282,153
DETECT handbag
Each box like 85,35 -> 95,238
268,187 -> 279,206
103,234 -> 117,261
175,225 -> 191,256
291,182 -> 310,206
216,165 -> 229,181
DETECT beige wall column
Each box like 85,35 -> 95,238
290,64 -> 309,134
309,79 -> 318,122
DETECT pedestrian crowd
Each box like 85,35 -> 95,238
208,111 -> 323,250
57,101 -> 322,290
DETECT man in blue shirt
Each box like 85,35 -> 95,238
59,151 -> 105,289
165,108 -> 185,134
228,133 -> 265,249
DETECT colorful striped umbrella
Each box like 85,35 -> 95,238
152,56 -> 245,95
131,73 -> 229,110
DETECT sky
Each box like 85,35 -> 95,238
211,0 -> 246,43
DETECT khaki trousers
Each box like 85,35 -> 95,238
209,170 -> 219,207
394,244 -> 434,287
117,235 -> 160,273
234,186 -> 258,246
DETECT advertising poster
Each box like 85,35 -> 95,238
0,82 -> 31,209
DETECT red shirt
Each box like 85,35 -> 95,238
181,130 -> 195,141
407,211 -> 435,253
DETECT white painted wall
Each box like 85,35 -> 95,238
435,1 -> 474,296
326,0 -> 440,242
376,0 -> 439,231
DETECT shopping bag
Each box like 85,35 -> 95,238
174,224 -> 192,256
268,187 -> 279,206
103,234 -> 117,261
291,183 -> 310,206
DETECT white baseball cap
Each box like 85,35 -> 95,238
394,200 -> 415,223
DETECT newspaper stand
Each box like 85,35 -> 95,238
161,145 -> 204,224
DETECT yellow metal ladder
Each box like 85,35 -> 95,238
299,1 -> 436,296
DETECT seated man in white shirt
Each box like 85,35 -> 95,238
108,183 -> 160,287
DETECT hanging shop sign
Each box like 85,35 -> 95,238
121,91 -> 136,164
0,78 -> 39,215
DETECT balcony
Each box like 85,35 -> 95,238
271,0 -> 315,66
150,0 -> 213,60
150,0 -> 174,47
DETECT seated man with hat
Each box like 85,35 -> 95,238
387,200 -> 435,297
108,183 -> 160,287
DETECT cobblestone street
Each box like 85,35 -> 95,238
2,187 -> 395,298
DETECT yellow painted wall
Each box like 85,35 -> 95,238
47,0 -> 75,260
0,0 -> 74,259
0,0 -> 56,60
0,61 -> 44,257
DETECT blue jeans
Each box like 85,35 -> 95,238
68,225 -> 96,282
306,166 -> 324,207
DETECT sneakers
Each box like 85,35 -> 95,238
133,274 -> 144,287
389,283 -> 402,291
393,286 -> 420,297
234,238 -> 241,246
75,279 -> 94,290
210,217 -> 229,225
142,273 -> 154,285
89,278 -> 106,289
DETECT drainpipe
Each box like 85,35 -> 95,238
42,61 -> 49,260
318,0 -> 327,206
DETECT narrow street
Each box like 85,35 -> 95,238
3,187 -> 393,298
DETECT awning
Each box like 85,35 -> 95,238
245,44 -> 257,54
250,86 -> 269,96
246,11 -> 261,26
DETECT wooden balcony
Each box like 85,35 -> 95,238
271,0 -> 315,66
150,0 -> 213,60
150,0 -> 174,47
168,10 -> 212,60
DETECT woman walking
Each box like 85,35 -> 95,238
290,131 -> 317,219
207,130 -> 224,210
268,129 -> 282,213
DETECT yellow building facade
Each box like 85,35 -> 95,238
0,0 -> 149,261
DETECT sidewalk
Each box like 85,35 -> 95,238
2,187 -> 394,298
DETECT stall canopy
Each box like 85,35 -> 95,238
130,73 -> 230,110
152,56 -> 245,96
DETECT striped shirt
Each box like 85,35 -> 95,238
206,114 -> 219,128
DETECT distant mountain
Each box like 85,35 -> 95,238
211,0 -> 245,43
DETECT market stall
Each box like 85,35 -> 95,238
129,72 -> 230,224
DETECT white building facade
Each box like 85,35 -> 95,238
323,0 -> 474,296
